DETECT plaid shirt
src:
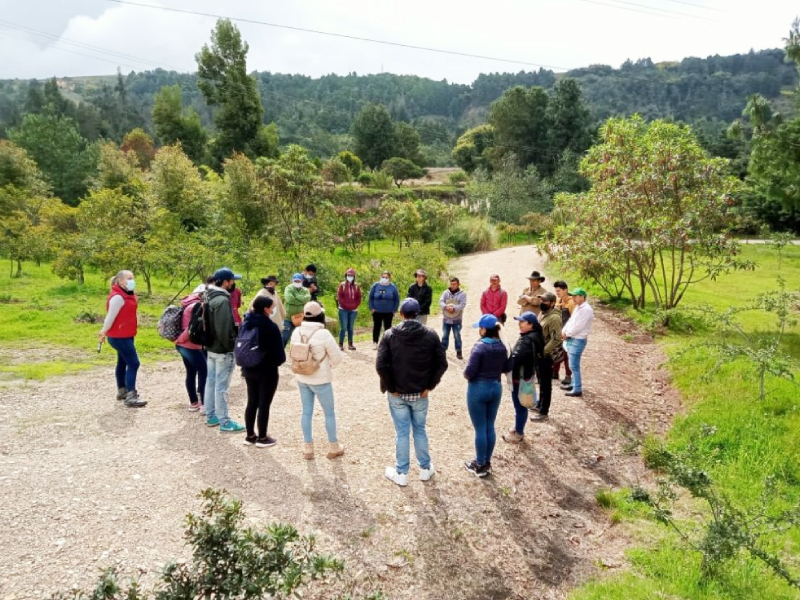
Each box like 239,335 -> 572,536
398,392 -> 423,402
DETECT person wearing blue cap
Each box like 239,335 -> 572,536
204,267 -> 245,432
463,314 -> 513,478
503,311 -> 544,444
283,273 -> 312,347
377,297 -> 448,487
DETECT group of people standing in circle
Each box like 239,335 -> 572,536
99,263 -> 593,482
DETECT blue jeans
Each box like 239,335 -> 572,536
205,351 -> 234,425
566,338 -> 588,392
176,346 -> 207,405
282,318 -> 295,347
107,336 -> 139,391
338,309 -> 357,345
442,322 -> 462,351
387,394 -> 431,474
510,381 -> 531,435
298,382 -> 338,443
466,380 -> 502,466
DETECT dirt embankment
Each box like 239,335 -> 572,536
0,246 -> 679,600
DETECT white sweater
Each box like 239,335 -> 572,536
290,321 -> 343,385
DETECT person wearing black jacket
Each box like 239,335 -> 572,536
406,269 -> 433,324
241,296 -> 287,448
503,311 -> 544,444
303,263 -> 320,301
376,298 -> 448,487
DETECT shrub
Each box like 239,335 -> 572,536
356,171 -> 373,187
448,169 -> 469,185
443,216 -> 496,254
370,169 -> 393,190
338,150 -> 363,178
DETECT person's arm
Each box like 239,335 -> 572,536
439,290 -> 447,311
269,322 -> 287,366
368,284 -> 375,311
375,333 -> 395,392
462,344 -> 482,380
391,285 -> 400,313
456,291 -> 467,313
355,285 -> 363,307
100,295 -> 124,336
543,320 -> 563,356
480,291 -> 488,315
428,334 -> 449,390
301,287 -> 312,304
277,295 -> 286,320
336,283 -> 345,307
325,332 -> 344,366
499,290 -> 508,316
421,286 -> 432,313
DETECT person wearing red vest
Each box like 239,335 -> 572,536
99,270 -> 147,407
480,275 -> 508,323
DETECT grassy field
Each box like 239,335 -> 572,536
0,240 -> 453,382
569,243 -> 800,599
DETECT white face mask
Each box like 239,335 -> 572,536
125,279 -> 135,291
293,281 -> 303,288
346,276 -> 354,283
380,277 -> 389,285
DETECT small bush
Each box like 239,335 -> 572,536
74,310 -> 103,324
356,171 -> 373,187
448,170 -> 469,185
370,170 -> 394,190
443,217 -> 497,254
0,292 -> 13,304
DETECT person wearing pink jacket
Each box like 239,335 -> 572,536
174,284 -> 208,413
480,274 -> 508,323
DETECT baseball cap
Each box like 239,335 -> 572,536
514,311 -> 539,325
212,267 -> 242,282
303,301 -> 324,317
473,314 -> 499,329
569,287 -> 588,297
400,297 -> 421,315
292,272 -> 304,282
541,292 -> 557,303
415,269 -> 427,278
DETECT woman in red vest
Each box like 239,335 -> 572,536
99,270 -> 147,407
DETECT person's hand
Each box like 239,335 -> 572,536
421,389 -> 430,398
522,295 -> 531,303
310,283 -> 318,292
507,382 -> 514,395
98,332 -> 106,343
371,309 -> 375,314
562,333 -> 567,340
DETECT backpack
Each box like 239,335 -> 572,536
187,301 -> 213,346
157,305 -> 183,342
289,328 -> 324,375
234,325 -> 264,367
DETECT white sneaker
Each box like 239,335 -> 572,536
384,466 -> 408,487
419,464 -> 435,482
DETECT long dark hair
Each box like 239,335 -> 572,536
481,325 -> 501,339
303,313 -> 326,324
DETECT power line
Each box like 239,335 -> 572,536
605,0 -> 716,20
657,0 -> 728,12
575,0 -> 711,20
104,0 -> 574,71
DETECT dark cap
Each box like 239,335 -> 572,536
400,298 -> 420,315
541,292 -> 557,303
212,267 -> 242,282
260,275 -> 278,285
514,311 -> 539,325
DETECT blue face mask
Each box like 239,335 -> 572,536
125,279 -> 136,292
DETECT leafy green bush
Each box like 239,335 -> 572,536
370,170 -> 393,190
448,170 -> 469,185
443,216 -> 496,254
356,171 -> 373,187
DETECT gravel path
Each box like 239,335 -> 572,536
0,246 -> 680,600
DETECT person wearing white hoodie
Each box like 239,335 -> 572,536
290,302 -> 345,460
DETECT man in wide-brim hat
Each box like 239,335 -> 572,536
517,270 -> 549,316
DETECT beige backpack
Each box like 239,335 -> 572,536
290,328 -> 324,375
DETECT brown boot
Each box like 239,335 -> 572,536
326,442 -> 345,459
303,443 -> 314,460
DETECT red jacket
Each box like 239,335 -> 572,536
337,281 -> 362,311
230,287 -> 242,325
480,286 -> 508,319
106,285 -> 138,338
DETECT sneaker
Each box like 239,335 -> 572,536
188,402 -> 200,412
530,413 -> 549,422
199,404 -> 206,415
560,377 -> 572,387
116,387 -> 127,401
464,460 -> 489,478
243,435 -> 257,446
419,465 -> 436,481
384,466 -> 408,487
123,390 -> 147,407
503,429 -> 524,444
373,342 -> 379,350
560,383 -> 573,390
565,390 -> 583,397
255,436 -> 277,448
206,416 -> 220,427
220,420 -> 245,433
551,373 -> 559,380
486,461 -> 494,476
456,351 -> 463,360
348,344 -> 356,351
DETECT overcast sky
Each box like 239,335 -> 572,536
0,0 -> 796,83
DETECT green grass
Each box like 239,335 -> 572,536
568,243 -> 800,599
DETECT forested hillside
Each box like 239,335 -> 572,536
0,47 -> 795,161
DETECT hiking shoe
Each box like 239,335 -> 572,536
456,351 -> 463,360
303,443 -> 315,460
503,430 -> 524,444
339,344 -> 344,351
206,416 -> 220,427
565,390 -> 583,397
530,413 -> 549,422
123,390 -> 147,407
220,420 -> 245,433
464,460 -> 489,478
243,435 -> 257,446
348,344 -> 356,351
326,442 -> 345,459
560,377 -> 572,387
419,464 -> 436,481
256,436 -> 277,448
188,402 -> 201,412
116,387 -> 127,401
384,467 -> 408,487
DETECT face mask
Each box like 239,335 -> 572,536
540,303 -> 550,311
125,279 -> 135,292
346,276 -> 354,283
380,277 -> 389,285
293,281 -> 303,288
305,274 -> 313,280
266,286 -> 275,292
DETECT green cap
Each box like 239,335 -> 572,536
568,287 -> 587,297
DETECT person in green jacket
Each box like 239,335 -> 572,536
283,272 -> 312,347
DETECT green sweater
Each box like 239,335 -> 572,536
284,284 -> 312,316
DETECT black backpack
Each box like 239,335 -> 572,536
234,325 -> 264,367
187,301 -> 213,346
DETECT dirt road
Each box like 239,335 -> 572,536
0,246 -> 679,600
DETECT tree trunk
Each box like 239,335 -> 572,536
77,267 -> 85,286
15,260 -> 22,278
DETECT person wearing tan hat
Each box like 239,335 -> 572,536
406,269 -> 432,325
517,271 -> 549,316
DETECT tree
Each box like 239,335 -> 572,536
352,103 -> 396,169
382,199 -> 422,248
381,157 -> 425,187
149,145 -> 208,231
545,78 -> 593,172
337,150 -> 362,178
543,115 -> 750,311
152,85 -> 208,164
8,114 -> 98,205
196,19 -> 264,164
488,85 -> 550,173
92,142 -> 146,198
452,124 -> 495,174
393,122 -> 424,165
321,156 -> 350,186
120,128 -> 156,170
0,139 -> 50,216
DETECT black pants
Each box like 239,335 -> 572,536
538,356 -> 554,415
372,312 -> 393,343
244,369 -> 279,438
